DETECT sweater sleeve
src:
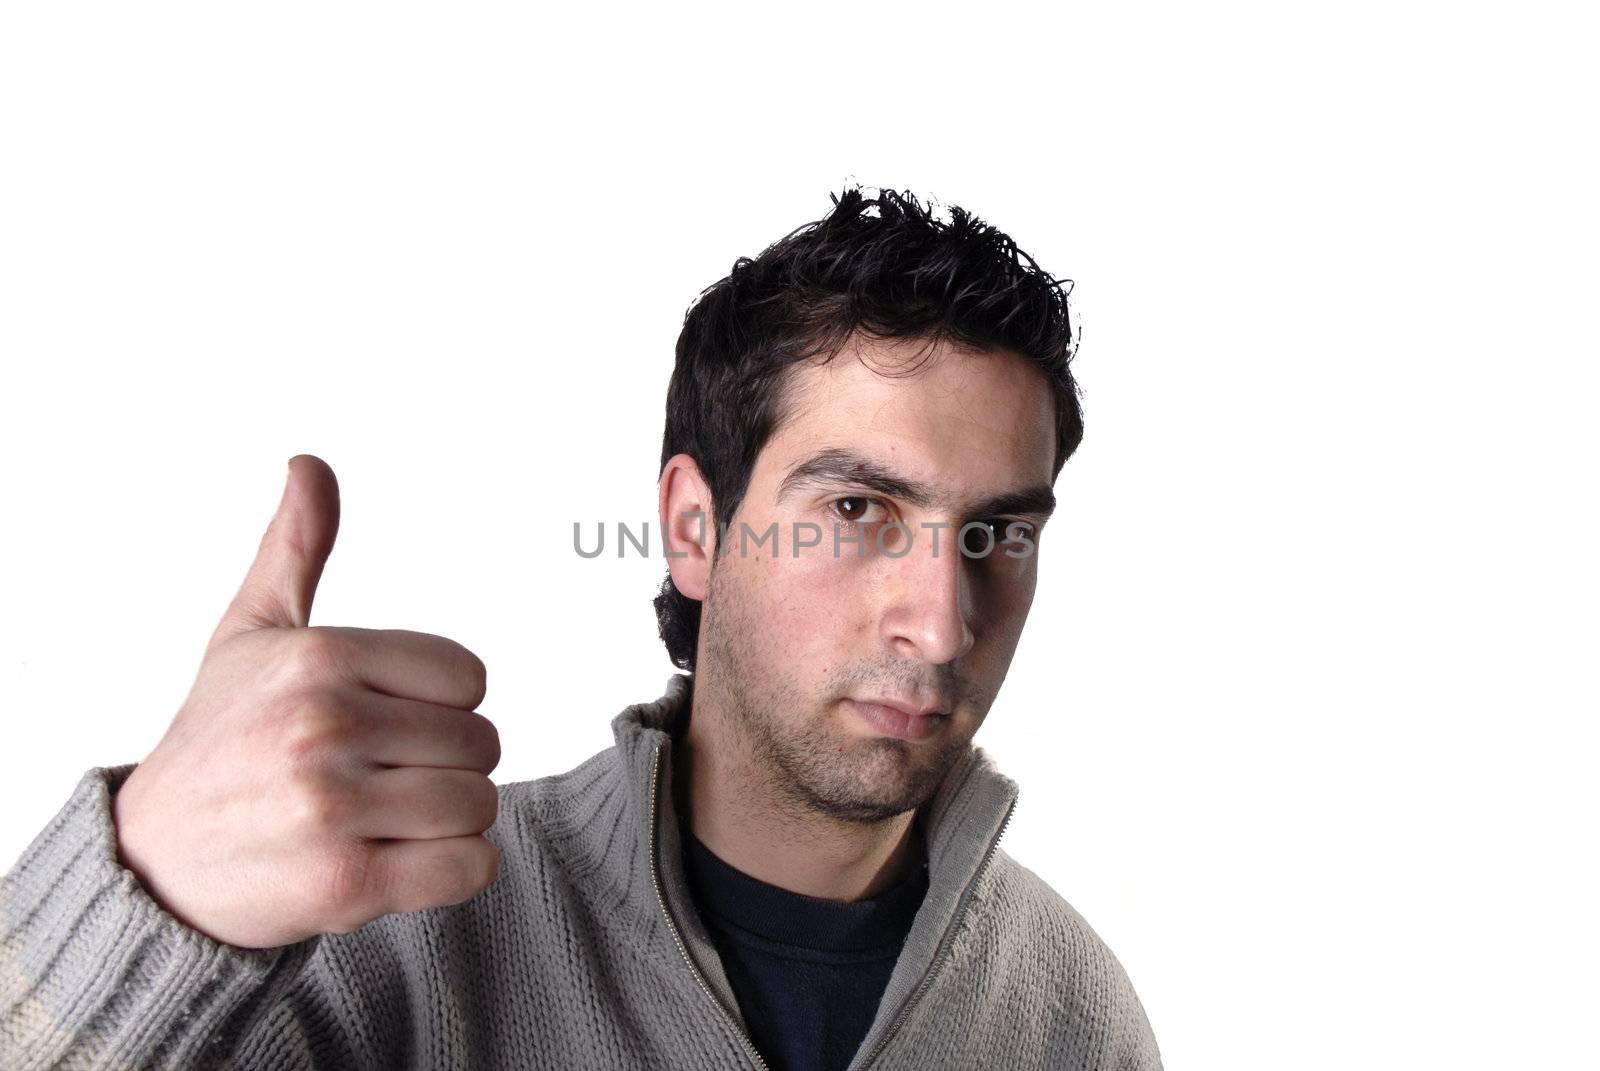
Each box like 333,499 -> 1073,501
1115,975 -> 1164,1071
0,764 -> 323,1069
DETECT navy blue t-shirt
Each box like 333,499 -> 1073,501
681,831 -> 929,1071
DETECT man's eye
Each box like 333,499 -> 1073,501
997,521 -> 1036,542
830,496 -> 885,524
961,519 -> 1035,556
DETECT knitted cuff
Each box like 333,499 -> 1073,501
0,764 -> 319,1069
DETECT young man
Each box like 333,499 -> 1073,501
1,189 -> 1162,1069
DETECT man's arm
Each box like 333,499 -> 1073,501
1,765 -> 328,1069
5,454 -> 501,1068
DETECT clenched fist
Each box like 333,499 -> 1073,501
111,455 -> 502,949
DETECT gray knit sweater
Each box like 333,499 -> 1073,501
1,674 -> 1162,1070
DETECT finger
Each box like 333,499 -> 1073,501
312,626 -> 488,710
354,692 -> 500,774
364,834 -> 499,917
353,768 -> 499,840
210,455 -> 341,649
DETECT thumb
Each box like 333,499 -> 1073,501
209,454 -> 341,648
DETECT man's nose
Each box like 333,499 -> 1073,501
878,522 -> 976,665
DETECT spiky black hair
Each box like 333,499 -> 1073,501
654,186 -> 1082,671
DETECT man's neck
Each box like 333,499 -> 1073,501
674,711 -> 922,903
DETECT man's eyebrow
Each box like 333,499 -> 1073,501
777,448 -> 1056,520
970,485 -> 1057,521
778,449 -> 936,508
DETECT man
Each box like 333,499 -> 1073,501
0,188 -> 1162,1069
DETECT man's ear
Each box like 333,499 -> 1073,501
659,453 -> 717,601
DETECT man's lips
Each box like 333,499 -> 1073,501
845,698 -> 948,742
854,695 -> 945,718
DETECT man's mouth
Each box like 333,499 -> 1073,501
844,698 -> 948,742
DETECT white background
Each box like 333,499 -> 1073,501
2,3 -> 1595,1067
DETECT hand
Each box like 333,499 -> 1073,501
111,455 -> 501,949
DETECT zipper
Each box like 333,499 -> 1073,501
851,791 -> 1018,1071
648,741 -> 772,1071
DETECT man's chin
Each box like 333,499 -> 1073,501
793,737 -> 964,824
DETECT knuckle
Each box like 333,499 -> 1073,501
476,839 -> 500,890
387,630 -> 486,708
476,717 -> 503,772
452,712 -> 500,772
287,777 -> 354,837
424,635 -> 487,706
280,628 -> 349,686
420,838 -> 496,908
450,839 -> 498,901
281,697 -> 359,771
428,775 -> 496,834
454,644 -> 488,708
469,777 -> 500,831
308,841 -> 380,928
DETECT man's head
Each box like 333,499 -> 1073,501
656,187 -> 1080,824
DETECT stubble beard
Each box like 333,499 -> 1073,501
700,555 -> 975,827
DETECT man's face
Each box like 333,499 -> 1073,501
695,333 -> 1057,824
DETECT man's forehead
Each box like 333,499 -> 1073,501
764,336 -> 1057,491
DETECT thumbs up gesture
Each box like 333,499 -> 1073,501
110,456 -> 501,949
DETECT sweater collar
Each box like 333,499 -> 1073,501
609,673 -> 1020,890
608,673 -> 1020,1062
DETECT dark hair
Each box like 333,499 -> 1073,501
653,185 -> 1083,672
